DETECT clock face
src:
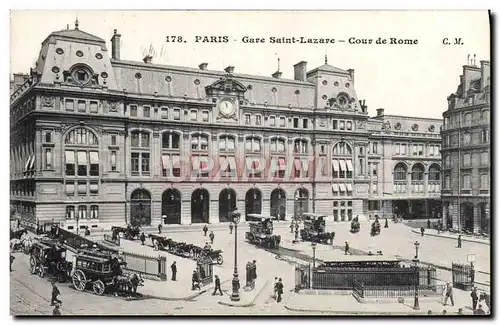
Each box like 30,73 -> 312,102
219,100 -> 235,116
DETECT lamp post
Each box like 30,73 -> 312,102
413,241 -> 420,310
312,242 -> 317,269
230,211 -> 241,302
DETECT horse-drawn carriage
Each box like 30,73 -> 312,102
111,225 -> 141,241
245,214 -> 281,249
300,213 -> 335,244
350,216 -> 360,233
150,235 -> 223,265
371,216 -> 381,236
71,250 -> 144,296
10,228 -> 32,253
29,240 -> 71,282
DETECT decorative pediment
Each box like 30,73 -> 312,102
205,73 -> 247,96
62,64 -> 99,88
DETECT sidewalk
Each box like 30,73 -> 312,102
411,229 -> 490,245
218,278 -> 269,307
285,288 -> 477,315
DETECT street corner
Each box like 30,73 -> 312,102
218,279 -> 269,307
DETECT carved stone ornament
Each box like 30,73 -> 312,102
412,124 -> 419,131
428,125 -> 435,132
357,120 -> 365,129
42,96 -> 55,107
319,119 -> 326,127
382,120 -> 391,131
395,122 -> 402,130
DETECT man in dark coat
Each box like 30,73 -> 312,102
229,223 -> 233,234
344,241 -> 350,255
252,260 -> 257,280
457,235 -> 462,248
52,304 -> 61,316
51,282 -> 62,306
212,275 -> 223,296
471,287 -> 478,311
275,278 -> 284,303
427,219 -> 431,229
10,255 -> 15,272
209,231 -> 215,244
420,227 -> 425,237
158,223 -> 162,234
203,225 -> 208,236
140,232 -> 146,245
171,261 -> 177,281
192,270 -> 201,290
443,282 -> 454,306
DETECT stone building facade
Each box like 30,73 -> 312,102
441,60 -> 491,233
10,25 -> 442,231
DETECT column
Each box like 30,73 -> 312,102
407,170 -> 411,194
451,201 -> 459,230
423,171 -> 429,196
473,203 -> 480,234
152,130 -> 160,177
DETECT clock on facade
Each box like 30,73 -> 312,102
219,99 -> 235,116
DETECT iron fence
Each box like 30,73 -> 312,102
103,234 -> 120,246
294,264 -> 311,290
121,251 -> 167,281
452,263 -> 474,290
353,280 -> 443,298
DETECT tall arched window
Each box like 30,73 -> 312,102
245,137 -> 261,152
270,138 -> 286,153
294,139 -> 308,154
332,142 -> 352,156
161,132 -> 181,177
394,163 -> 407,181
332,142 -> 353,179
191,133 -> 209,151
130,130 -> 151,176
64,127 -> 99,178
219,135 -> 235,151
411,164 -> 425,181
162,132 -> 180,149
428,164 -> 441,181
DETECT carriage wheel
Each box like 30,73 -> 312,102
29,256 -> 36,268
93,279 -> 105,296
247,233 -> 255,243
217,255 -> 223,265
38,266 -> 46,278
30,262 -> 38,275
72,269 -> 87,291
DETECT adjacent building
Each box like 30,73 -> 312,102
441,59 -> 491,233
10,24 -> 442,231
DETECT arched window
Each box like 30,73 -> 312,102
66,205 -> 75,219
428,164 -> 441,181
162,132 -> 180,149
245,137 -> 261,152
65,128 -> 98,145
294,139 -> 308,154
131,131 -> 150,148
332,142 -> 352,156
191,133 -> 209,151
219,135 -> 235,151
130,131 -> 151,176
394,163 -> 407,181
411,164 -> 425,181
270,138 -> 285,153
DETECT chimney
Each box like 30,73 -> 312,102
224,66 -> 235,74
199,63 -> 208,70
293,61 -> 307,82
111,29 -> 121,60
480,60 -> 490,89
143,55 -> 153,64
272,70 -> 282,79
376,108 -> 385,117
347,69 -> 355,85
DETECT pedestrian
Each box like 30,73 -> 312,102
171,261 -> 177,281
203,225 -> 208,236
290,221 -> 294,233
273,277 -> 278,299
153,239 -> 158,251
252,260 -> 257,280
52,304 -> 61,316
457,235 -> 462,248
229,223 -> 233,234
192,270 -> 201,290
212,275 -> 223,296
443,282 -> 454,306
420,227 -> 425,237
51,282 -> 62,306
140,232 -> 146,245
84,226 -> 90,236
384,218 -> 389,228
470,262 -> 475,284
471,287 -> 478,311
209,231 -> 215,244
344,241 -> 350,255
275,278 -> 284,303
158,223 -> 162,234
10,254 -> 15,272
427,219 -> 431,229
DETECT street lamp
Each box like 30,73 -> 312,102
312,242 -> 317,269
413,241 -> 420,310
230,211 -> 241,302
227,192 -> 231,221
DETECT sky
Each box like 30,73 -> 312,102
9,10 -> 490,119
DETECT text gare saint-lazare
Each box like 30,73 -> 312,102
165,36 -> 419,45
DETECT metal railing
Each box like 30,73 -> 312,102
353,281 -> 443,298
120,251 -> 167,281
103,234 -> 120,246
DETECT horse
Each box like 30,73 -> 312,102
113,273 -> 144,295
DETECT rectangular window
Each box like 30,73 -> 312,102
66,206 -> 75,219
130,105 -> 138,117
89,151 -> 99,176
77,100 -> 86,112
45,132 -> 52,143
65,150 -> 75,176
45,148 -> 52,169
402,144 -> 407,155
481,152 -> 489,165
173,108 -> 181,120
77,151 -> 87,176
90,205 -> 99,219
332,120 -> 338,130
141,153 -> 150,173
462,174 -> 471,189
131,132 -> 140,147
111,135 -> 117,146
444,175 -> 451,189
339,121 -> 345,130
89,182 -> 99,195
131,153 -> 140,173
269,116 -> 276,126
463,153 -> 471,167
279,117 -> 286,127
110,151 -> 117,172
372,142 -> 378,154
346,121 -> 352,130
412,144 -> 418,155
141,133 -> 150,148
65,99 -> 74,111
190,110 -> 197,121
395,143 -> 400,155
77,181 -> 87,195
293,118 -> 299,128
244,114 -> 251,125
480,174 -> 489,189
418,144 -> 424,156
78,205 -> 87,219
303,119 -> 309,129
358,158 -> 364,175
256,115 -> 262,126
90,101 -> 98,113
143,106 -> 151,118
161,107 -> 168,119
66,182 -> 75,196
202,111 -> 209,122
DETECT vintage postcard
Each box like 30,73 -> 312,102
9,10 -> 491,316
